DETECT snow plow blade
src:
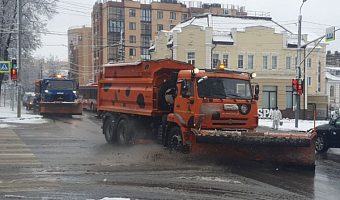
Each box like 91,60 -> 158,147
40,102 -> 83,115
193,130 -> 316,170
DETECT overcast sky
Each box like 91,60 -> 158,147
34,0 -> 340,61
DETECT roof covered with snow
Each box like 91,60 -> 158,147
326,71 -> 340,81
167,14 -> 306,46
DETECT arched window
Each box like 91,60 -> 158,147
330,85 -> 335,97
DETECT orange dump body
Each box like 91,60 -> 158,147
97,60 -> 193,116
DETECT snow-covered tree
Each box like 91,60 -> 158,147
0,0 -> 58,96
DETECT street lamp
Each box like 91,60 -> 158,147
295,0 -> 307,128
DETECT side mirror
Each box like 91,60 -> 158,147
76,82 -> 79,90
254,85 -> 259,100
181,81 -> 190,98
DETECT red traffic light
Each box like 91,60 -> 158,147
293,79 -> 298,84
11,68 -> 17,81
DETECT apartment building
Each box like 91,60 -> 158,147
150,14 -> 328,119
68,26 -> 93,85
91,0 -> 255,82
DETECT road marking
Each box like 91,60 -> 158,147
0,129 -> 41,165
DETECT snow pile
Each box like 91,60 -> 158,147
259,118 -> 329,132
0,102 -> 48,127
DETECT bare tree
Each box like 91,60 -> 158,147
0,0 -> 58,98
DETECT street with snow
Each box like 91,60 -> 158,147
1,103 -> 340,199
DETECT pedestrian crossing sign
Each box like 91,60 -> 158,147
0,61 -> 11,73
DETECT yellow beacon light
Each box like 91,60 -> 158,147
57,75 -> 62,79
219,63 -> 225,70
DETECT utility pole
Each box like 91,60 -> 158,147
17,0 -> 22,118
295,0 -> 307,128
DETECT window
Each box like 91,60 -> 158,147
129,9 -> 135,17
272,55 -> 278,69
318,61 -> 321,92
238,55 -> 244,69
170,25 -> 175,30
129,48 -> 136,56
286,56 -> 291,69
181,14 -> 187,21
187,52 -> 195,66
307,58 -> 312,68
141,23 -> 151,35
330,85 -> 335,97
263,55 -> 268,69
212,53 -> 219,69
157,24 -> 163,32
262,86 -> 277,109
248,55 -> 254,69
286,86 -> 295,109
129,35 -> 136,43
141,9 -> 151,22
170,12 -> 176,20
157,11 -> 163,19
223,54 -> 229,68
129,22 -> 136,30
307,76 -> 312,87
108,20 -> 124,33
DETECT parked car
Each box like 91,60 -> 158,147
315,117 -> 340,152
26,96 -> 35,110
23,92 -> 34,107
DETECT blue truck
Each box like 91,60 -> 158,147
35,76 -> 82,115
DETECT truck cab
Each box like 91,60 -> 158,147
40,78 -> 78,102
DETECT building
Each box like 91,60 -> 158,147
150,14 -> 328,119
68,26 -> 93,86
91,0 -> 263,82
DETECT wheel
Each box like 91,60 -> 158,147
103,116 -> 116,144
315,135 -> 329,153
117,116 -> 133,145
168,126 -> 183,152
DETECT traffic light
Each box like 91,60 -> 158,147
11,68 -> 17,81
292,79 -> 298,94
298,79 -> 304,95
11,59 -> 17,69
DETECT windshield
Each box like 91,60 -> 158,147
198,77 -> 252,100
46,80 -> 74,90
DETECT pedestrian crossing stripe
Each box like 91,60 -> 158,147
0,61 -> 11,73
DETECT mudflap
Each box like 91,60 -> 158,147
40,102 -> 83,115
192,132 -> 316,170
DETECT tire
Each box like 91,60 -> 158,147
103,116 -> 116,144
168,126 -> 183,152
315,135 -> 329,153
117,115 -> 133,145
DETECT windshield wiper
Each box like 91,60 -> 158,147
226,93 -> 250,102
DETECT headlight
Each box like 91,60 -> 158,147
250,72 -> 256,78
44,90 -> 49,93
193,68 -> 199,74
73,91 -> 77,94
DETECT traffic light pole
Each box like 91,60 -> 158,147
17,0 -> 22,118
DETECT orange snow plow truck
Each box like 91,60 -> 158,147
98,60 -> 316,169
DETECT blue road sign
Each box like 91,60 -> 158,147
3,74 -> 9,82
0,61 -> 11,73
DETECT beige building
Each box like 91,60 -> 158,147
68,26 -> 93,86
150,14 -> 327,119
91,0 -> 258,82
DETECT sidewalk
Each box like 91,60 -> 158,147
0,100 -> 48,128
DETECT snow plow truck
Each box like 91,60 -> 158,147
34,76 -> 82,115
98,60 -> 316,169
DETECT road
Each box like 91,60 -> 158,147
0,111 -> 340,199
